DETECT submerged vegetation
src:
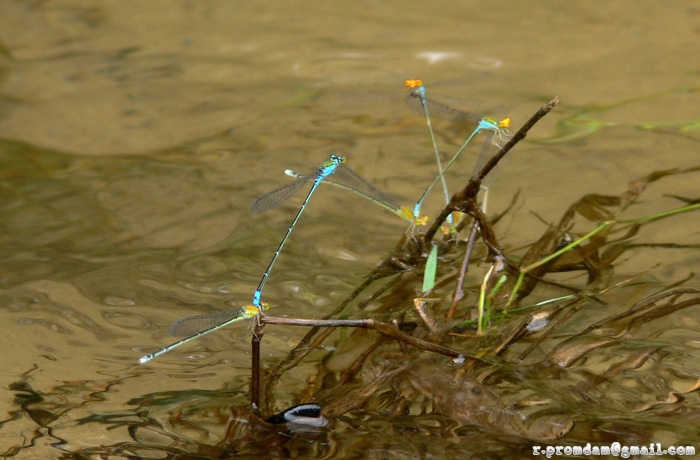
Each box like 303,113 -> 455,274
6,93 -> 700,459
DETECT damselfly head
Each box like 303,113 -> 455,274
404,78 -> 423,88
243,303 -> 269,316
400,206 -> 428,226
329,154 -> 346,165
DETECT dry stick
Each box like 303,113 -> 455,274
250,320 -> 265,409
447,220 -> 480,320
260,315 -> 469,360
481,97 -> 559,181
446,188 -> 521,320
422,97 -> 560,251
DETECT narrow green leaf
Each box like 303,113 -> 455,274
423,243 -> 438,294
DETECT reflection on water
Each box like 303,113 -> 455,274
1,1 -> 700,458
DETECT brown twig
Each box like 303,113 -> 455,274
447,219 -> 480,320
477,97 -> 559,182
422,97 -> 559,249
260,315 -> 470,360
250,320 -> 265,409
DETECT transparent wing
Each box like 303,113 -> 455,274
406,89 -> 485,124
168,310 -> 248,337
250,174 -> 314,214
332,164 -> 402,211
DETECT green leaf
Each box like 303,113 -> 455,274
423,243 -> 438,294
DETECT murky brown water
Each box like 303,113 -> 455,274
1,2 -> 699,458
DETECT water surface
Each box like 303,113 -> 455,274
1,1 -> 699,458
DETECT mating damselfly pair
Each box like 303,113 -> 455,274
138,79 -> 512,364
